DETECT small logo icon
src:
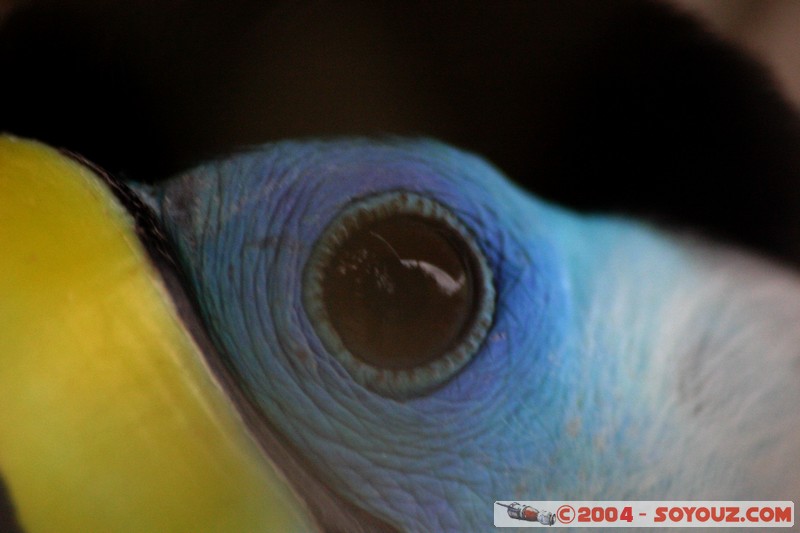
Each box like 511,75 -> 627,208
556,504 -> 575,524
496,502 -> 556,525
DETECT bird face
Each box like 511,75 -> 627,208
143,139 -> 800,530
3,136 -> 799,532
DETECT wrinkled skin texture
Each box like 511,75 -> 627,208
143,139 -> 800,531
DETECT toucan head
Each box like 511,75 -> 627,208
3,134 -> 800,532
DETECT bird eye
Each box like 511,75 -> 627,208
304,191 -> 495,398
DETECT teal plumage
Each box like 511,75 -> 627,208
139,138 -> 800,531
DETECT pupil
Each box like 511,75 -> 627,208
321,215 -> 476,369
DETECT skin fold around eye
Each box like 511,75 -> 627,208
303,191 -> 495,398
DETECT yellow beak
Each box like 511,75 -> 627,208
0,136 -> 310,532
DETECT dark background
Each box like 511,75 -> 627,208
3,0 -> 800,265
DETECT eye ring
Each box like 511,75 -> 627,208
303,191 -> 495,398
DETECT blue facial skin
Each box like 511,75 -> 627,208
142,139 -> 799,531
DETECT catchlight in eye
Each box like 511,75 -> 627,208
304,192 -> 494,398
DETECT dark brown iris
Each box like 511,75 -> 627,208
320,214 -> 478,369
